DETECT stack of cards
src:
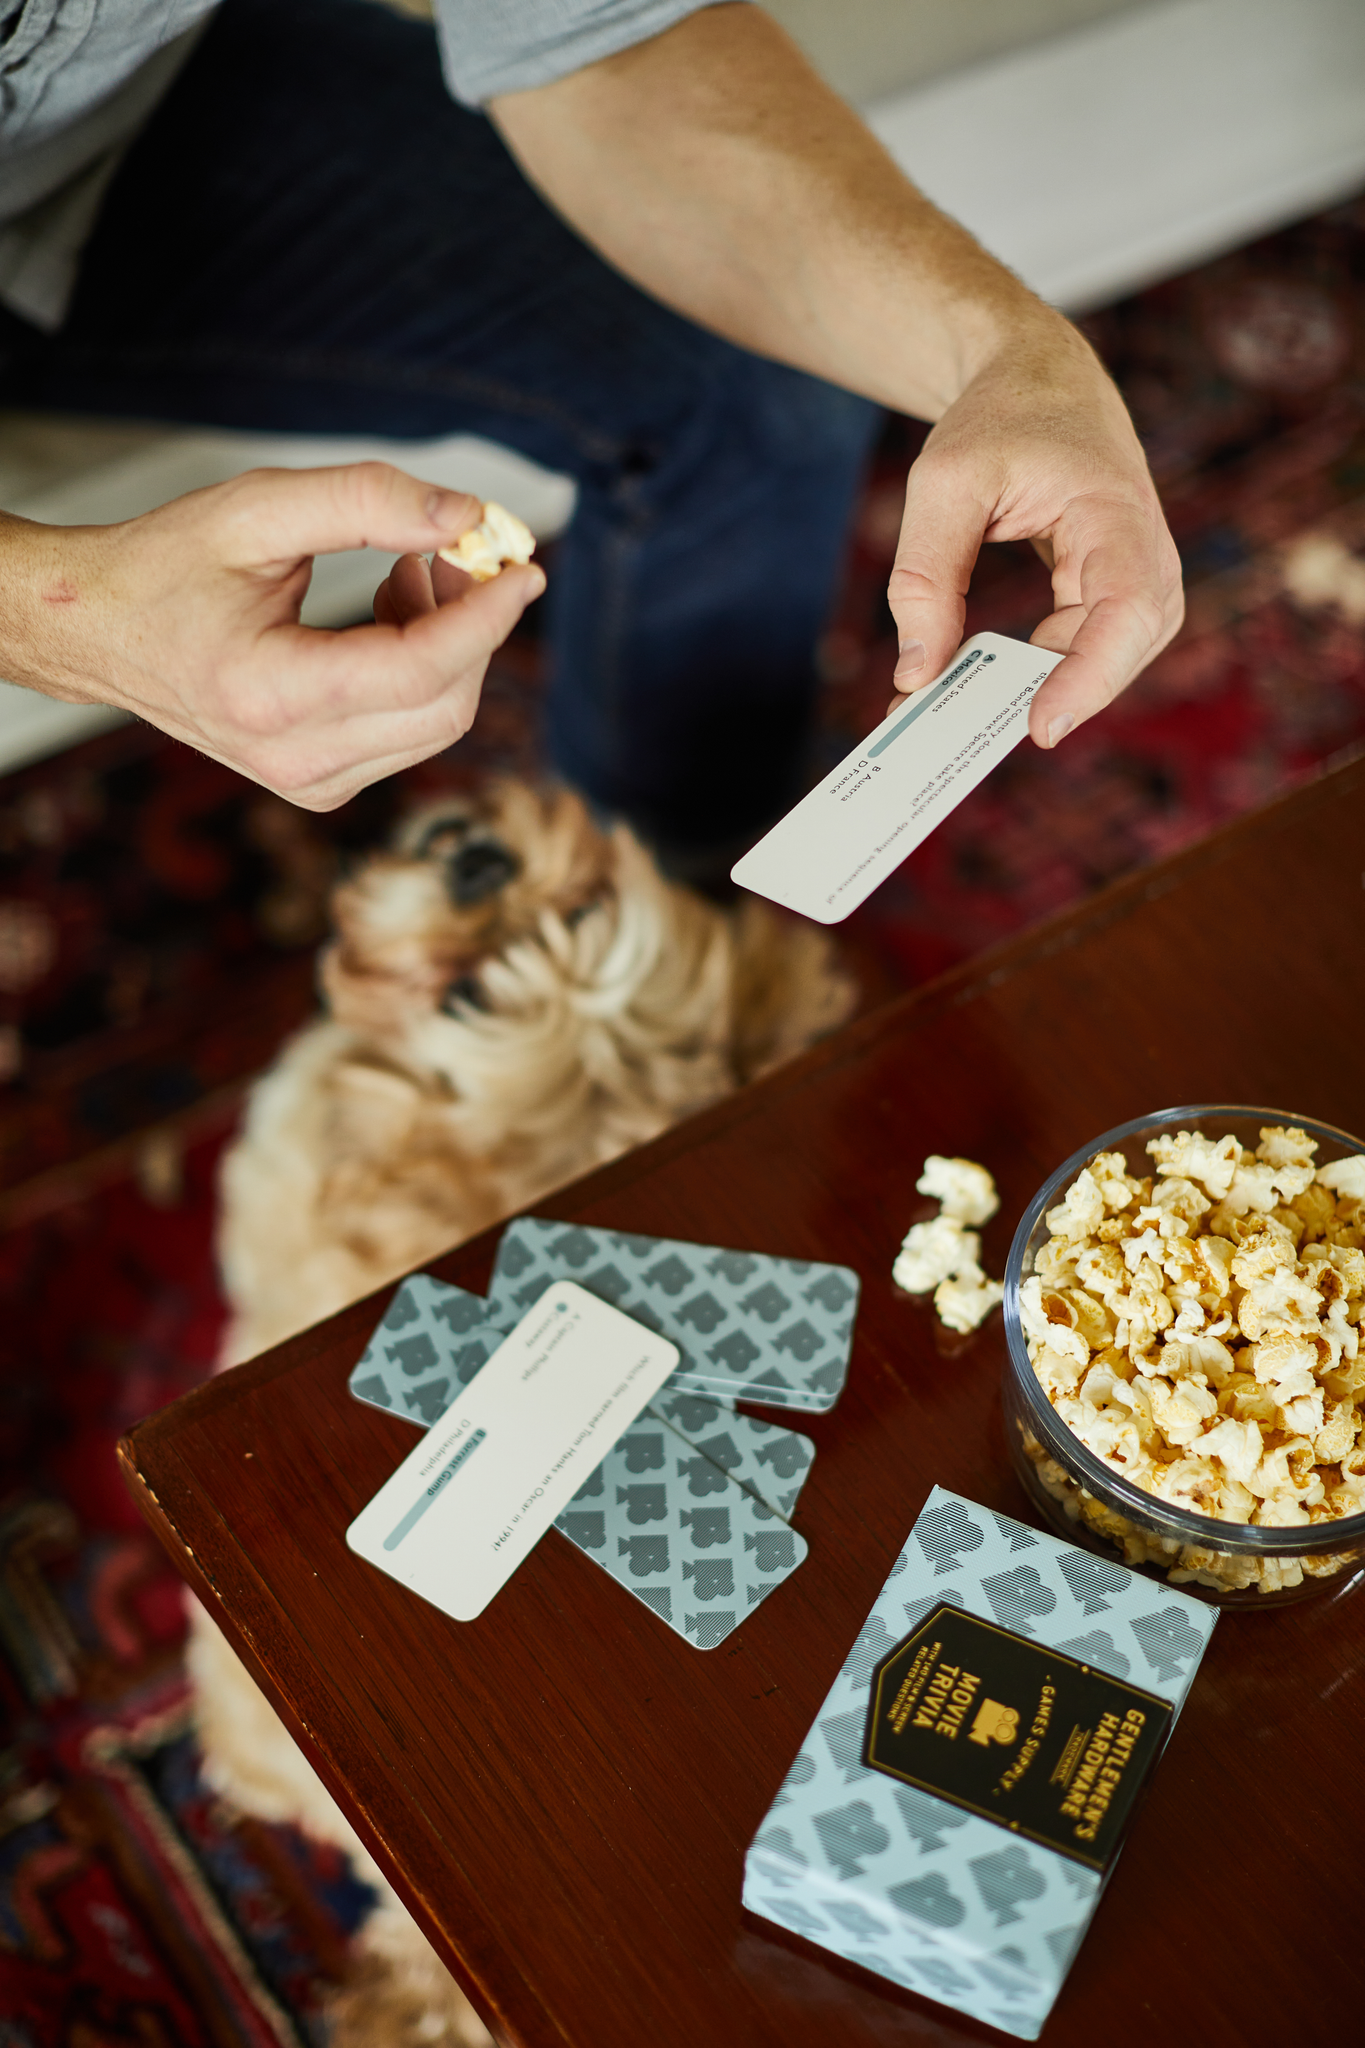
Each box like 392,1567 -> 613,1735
347,1219 -> 859,1648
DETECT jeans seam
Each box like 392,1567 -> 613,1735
48,335 -> 628,466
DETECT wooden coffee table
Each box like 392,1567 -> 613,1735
120,756 -> 1365,2047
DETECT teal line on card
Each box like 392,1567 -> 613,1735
865,648 -> 991,759
384,1427 -> 487,1551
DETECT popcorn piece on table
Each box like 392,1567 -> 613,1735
1019,1122 -> 1365,1593
915,1154 -> 999,1225
892,1214 -> 979,1295
935,1265 -> 1004,1334
896,1155 -> 1003,1332
437,500 -> 536,582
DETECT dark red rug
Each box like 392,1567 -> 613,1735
2,191 -> 1363,2042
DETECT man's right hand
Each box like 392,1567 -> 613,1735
0,461 -> 545,810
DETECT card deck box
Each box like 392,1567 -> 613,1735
743,1487 -> 1217,2038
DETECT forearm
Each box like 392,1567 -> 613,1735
492,4 -> 1179,749
491,2 -> 1069,420
0,512 -> 111,704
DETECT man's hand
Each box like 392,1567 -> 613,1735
1,461 -> 545,810
887,320 -> 1184,746
494,3 -> 1182,747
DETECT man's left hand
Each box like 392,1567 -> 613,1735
885,316 -> 1183,748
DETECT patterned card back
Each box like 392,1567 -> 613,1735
347,1274 -> 505,1426
486,1218 -> 858,1411
648,1389 -> 814,1522
553,1403 -> 808,1648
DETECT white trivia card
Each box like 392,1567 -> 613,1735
731,631 -> 1064,923
346,1280 -> 679,1622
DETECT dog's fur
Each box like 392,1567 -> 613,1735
197,782 -> 853,2045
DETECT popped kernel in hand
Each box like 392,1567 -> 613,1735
896,1155 -> 1002,1331
437,500 -> 536,582
1021,1124 -> 1365,1593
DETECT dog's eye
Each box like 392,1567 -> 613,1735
447,839 -> 520,906
413,813 -> 473,862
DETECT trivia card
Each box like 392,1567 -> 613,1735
349,1282 -> 818,1522
731,632 -> 1064,922
346,1281 -> 679,1621
486,1218 -> 859,1412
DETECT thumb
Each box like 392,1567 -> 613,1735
886,457 -> 993,692
211,461 -> 484,567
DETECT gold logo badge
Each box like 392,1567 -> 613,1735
967,1699 -> 1020,1747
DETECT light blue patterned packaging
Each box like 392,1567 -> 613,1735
743,1487 -> 1217,2039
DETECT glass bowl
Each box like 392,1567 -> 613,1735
1003,1106 -> 1365,1608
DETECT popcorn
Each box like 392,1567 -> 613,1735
892,1215 -> 979,1295
1045,1167 -> 1105,1242
1089,1150 -> 1144,1211
1146,1374 -> 1217,1447
1020,1124 -> 1365,1594
1018,1276 -> 1089,1365
1290,1181 -> 1337,1239
1193,1232 -> 1235,1298
1198,1417 -> 1263,1488
1218,1158 -> 1315,1217
1325,1240 -> 1365,1292
1229,1215 -> 1297,1286
1152,1175 -> 1212,1231
1146,1129 -> 1240,1198
1318,1155 -> 1365,1202
1258,1124 -> 1316,1169
1237,1269 -> 1323,1342
915,1155 -> 999,1225
437,500 -> 536,582
935,1266 -> 1004,1334
896,1156 -> 1002,1331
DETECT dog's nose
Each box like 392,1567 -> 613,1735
446,838 -> 520,906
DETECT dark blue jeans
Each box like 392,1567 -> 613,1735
5,0 -> 879,869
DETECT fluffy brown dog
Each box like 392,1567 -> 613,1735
195,781 -> 853,2045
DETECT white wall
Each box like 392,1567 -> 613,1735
764,0 -> 1161,104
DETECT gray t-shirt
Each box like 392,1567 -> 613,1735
0,0 -> 708,331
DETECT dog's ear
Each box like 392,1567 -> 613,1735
320,858 -> 466,1040
726,899 -> 857,1082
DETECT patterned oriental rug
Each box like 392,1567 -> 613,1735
1,193 -> 1363,2042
